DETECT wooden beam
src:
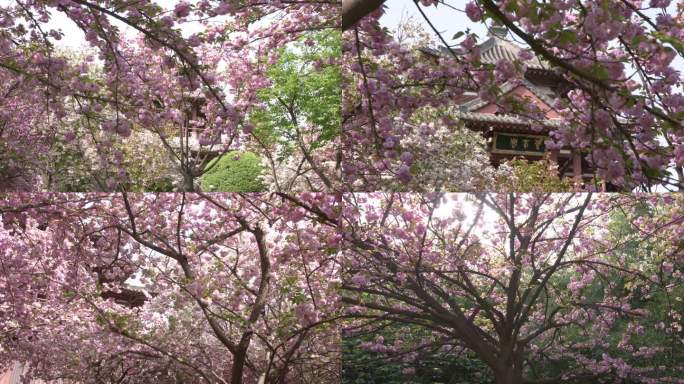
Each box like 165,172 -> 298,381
342,0 -> 386,30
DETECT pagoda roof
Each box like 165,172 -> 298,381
454,77 -> 560,134
479,35 -> 547,69
454,110 -> 560,134
458,79 -> 557,113
419,28 -> 550,70
419,27 -> 566,135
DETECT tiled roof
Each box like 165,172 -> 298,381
419,30 -> 549,69
455,111 -> 560,126
418,28 -> 560,134
458,81 -> 518,111
458,79 -> 558,113
478,36 -> 547,69
522,80 -> 558,107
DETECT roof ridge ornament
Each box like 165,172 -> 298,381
488,22 -> 508,39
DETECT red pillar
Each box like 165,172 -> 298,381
572,150 -> 582,187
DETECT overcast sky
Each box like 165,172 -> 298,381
379,0 -> 684,69
0,0 -> 209,51
380,0 -> 488,45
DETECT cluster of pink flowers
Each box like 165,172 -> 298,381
0,0 -> 338,192
345,0 -> 684,190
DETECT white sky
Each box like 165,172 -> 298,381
0,0 -> 217,52
380,0 -> 488,45
380,0 -> 684,69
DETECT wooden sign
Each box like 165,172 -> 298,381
492,133 -> 546,156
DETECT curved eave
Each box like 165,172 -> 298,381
465,121 -> 551,135
458,113 -> 559,135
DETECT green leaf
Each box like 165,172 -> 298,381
559,30 -> 577,45
652,31 -> 684,56
592,64 -> 610,81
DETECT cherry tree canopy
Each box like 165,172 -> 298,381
334,193 -> 684,384
342,0 -> 684,191
0,0 -> 338,192
3,191 -> 684,383
0,192 -> 342,384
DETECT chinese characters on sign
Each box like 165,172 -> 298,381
492,133 -> 546,156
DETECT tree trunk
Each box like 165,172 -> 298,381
341,0 -> 386,30
181,170 -> 196,192
230,347 -> 249,384
495,375 -> 521,384
494,365 -> 524,384
257,373 -> 266,384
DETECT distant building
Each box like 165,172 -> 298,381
0,363 -> 63,384
173,94 -> 226,163
0,363 -> 22,384
420,25 -> 615,190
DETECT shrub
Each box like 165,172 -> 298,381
200,151 -> 265,192
496,157 -> 573,192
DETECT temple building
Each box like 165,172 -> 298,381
420,25 -> 614,190
0,364 -> 23,384
1,363 -> 63,384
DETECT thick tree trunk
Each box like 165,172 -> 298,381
494,375 -> 522,384
230,347 -> 249,384
181,170 -> 196,192
493,364 -> 524,384
229,225 -> 270,384
341,0 -> 386,30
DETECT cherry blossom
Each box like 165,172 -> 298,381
343,0 -> 684,191
0,0 -> 339,192
0,192 -> 343,384
332,192 -> 684,384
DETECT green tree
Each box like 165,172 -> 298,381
343,323 -> 494,384
250,30 -> 341,191
496,157 -> 573,192
523,201 -> 684,382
